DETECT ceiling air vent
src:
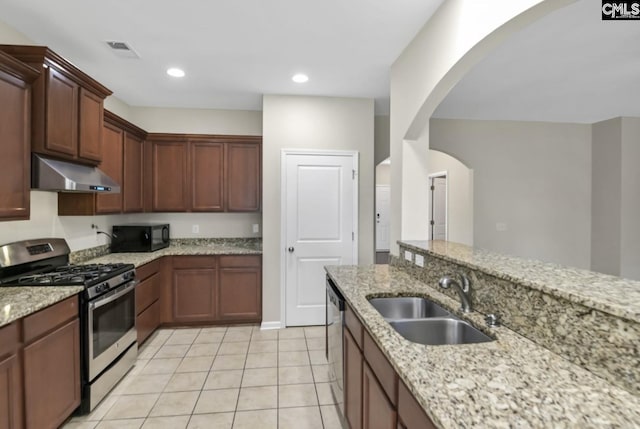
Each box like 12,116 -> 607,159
105,41 -> 140,59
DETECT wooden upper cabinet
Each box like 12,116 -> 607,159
148,134 -> 262,213
123,131 -> 145,213
191,141 -> 224,212
78,88 -> 104,162
0,50 -> 39,222
226,142 -> 261,212
152,140 -> 189,212
45,67 -> 78,157
0,45 -> 112,165
94,122 -> 123,213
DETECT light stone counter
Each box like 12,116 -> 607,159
83,241 -> 262,268
325,264 -> 640,429
401,240 -> 640,323
0,286 -> 84,328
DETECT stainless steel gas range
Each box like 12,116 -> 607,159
0,238 -> 138,413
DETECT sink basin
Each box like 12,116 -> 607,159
389,318 -> 494,345
368,297 -> 453,320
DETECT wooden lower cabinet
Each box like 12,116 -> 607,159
363,362 -> 396,429
397,381 -> 437,429
345,327 -> 363,429
172,257 -> 217,323
0,322 -> 22,429
217,256 -> 261,322
23,318 -> 80,429
136,260 -> 162,344
137,300 -> 160,344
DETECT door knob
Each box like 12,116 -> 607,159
288,247 -> 295,252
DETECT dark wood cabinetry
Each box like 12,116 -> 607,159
0,45 -> 112,165
22,296 -> 81,429
344,303 -> 436,429
0,323 -> 23,429
136,260 -> 162,344
149,134 -> 261,213
226,142 -> 261,212
58,110 -> 147,215
217,255 -> 262,322
363,361 -> 396,429
0,51 -> 39,222
172,256 -> 218,323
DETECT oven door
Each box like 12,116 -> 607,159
87,280 -> 137,381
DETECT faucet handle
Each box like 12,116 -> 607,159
485,313 -> 500,327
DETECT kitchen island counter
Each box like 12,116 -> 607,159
326,264 -> 640,429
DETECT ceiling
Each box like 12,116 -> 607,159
434,0 -> 640,124
0,0 -> 444,114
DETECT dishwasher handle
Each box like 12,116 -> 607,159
326,277 -> 345,311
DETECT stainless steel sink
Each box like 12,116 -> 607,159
368,297 -> 453,320
389,318 -> 493,345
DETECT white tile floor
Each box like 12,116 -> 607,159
63,325 -> 344,429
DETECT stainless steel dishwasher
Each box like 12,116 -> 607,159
326,275 -> 345,417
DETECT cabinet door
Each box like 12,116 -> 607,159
226,142 -> 261,212
191,141 -> 224,211
78,88 -> 103,162
345,328 -> 363,429
0,68 -> 31,221
397,381 -> 436,429
363,362 -> 396,429
152,141 -> 189,212
123,132 -> 145,212
218,266 -> 261,322
95,122 -> 123,213
23,319 -> 80,429
45,67 -> 78,157
173,268 -> 217,322
0,353 -> 23,429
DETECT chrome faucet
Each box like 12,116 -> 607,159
438,273 -> 472,313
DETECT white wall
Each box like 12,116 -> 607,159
427,150 -> 473,246
262,95 -> 375,325
620,118 -> 640,280
376,163 -> 390,186
389,0 -> 574,256
430,118 -> 592,269
591,118 -> 621,276
374,116 -> 390,166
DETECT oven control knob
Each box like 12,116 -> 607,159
98,282 -> 108,292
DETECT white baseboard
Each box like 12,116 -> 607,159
260,321 -> 282,330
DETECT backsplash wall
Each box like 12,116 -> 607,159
0,191 -> 262,251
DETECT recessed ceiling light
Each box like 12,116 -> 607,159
167,68 -> 185,78
292,73 -> 309,83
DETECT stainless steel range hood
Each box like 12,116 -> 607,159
32,155 -> 121,193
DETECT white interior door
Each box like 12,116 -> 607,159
375,185 -> 390,251
431,176 -> 447,240
284,151 -> 357,326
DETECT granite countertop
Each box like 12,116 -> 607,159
326,264 -> 640,429
85,241 -> 262,267
0,286 -> 84,328
401,240 -> 640,323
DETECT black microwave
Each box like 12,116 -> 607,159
111,224 -> 170,253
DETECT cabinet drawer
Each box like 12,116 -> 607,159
0,322 -> 19,358
137,300 -> 160,345
398,380 -> 437,429
136,273 -> 160,315
218,255 -> 261,268
24,296 -> 78,344
172,256 -> 216,269
345,304 -> 363,349
364,330 -> 397,406
136,259 -> 161,282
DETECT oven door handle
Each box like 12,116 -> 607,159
89,280 -> 138,310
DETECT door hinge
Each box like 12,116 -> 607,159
430,220 -> 435,226
430,185 -> 435,191
352,169 -> 356,180
352,232 -> 355,241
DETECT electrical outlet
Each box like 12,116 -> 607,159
192,224 -> 200,234
404,250 -> 412,261
415,254 -> 424,267
252,224 -> 259,233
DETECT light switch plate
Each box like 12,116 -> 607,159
404,250 -> 412,261
252,224 -> 260,233
415,254 -> 424,267
192,224 -> 200,234
496,222 -> 508,232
